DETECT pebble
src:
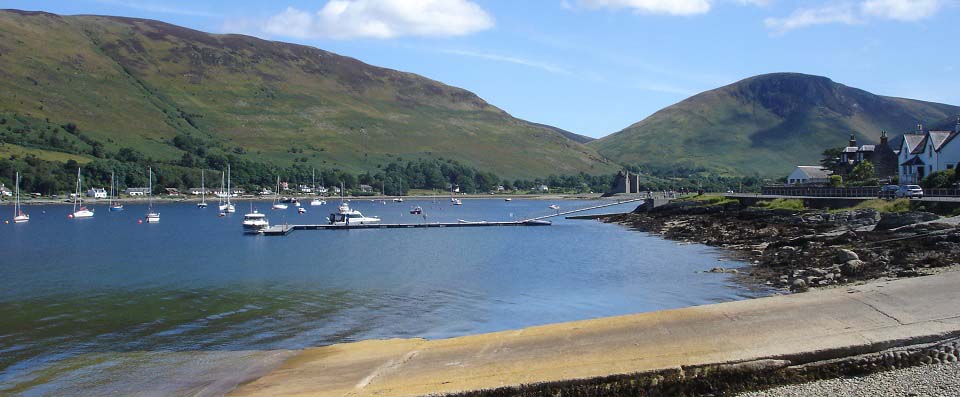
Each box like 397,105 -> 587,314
738,362 -> 960,397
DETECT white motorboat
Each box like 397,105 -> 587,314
145,167 -> 160,223
242,209 -> 269,231
452,198 -> 463,206
328,202 -> 380,225
12,171 -> 28,223
298,207 -> 306,214
310,198 -> 326,206
548,204 -> 561,210
71,168 -> 94,219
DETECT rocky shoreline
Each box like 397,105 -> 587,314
606,200 -> 960,292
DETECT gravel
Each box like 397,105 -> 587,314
738,362 -> 960,397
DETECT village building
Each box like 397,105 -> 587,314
188,187 -> 212,195
125,187 -> 149,196
835,132 -> 898,179
164,188 -> 181,196
358,184 -> 374,193
0,185 -> 11,197
86,188 -> 107,198
786,166 -> 832,185
899,120 -> 960,185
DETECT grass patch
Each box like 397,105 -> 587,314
0,143 -> 92,164
755,198 -> 806,211
850,199 -> 912,213
682,194 -> 738,206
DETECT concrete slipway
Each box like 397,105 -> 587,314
230,272 -> 960,396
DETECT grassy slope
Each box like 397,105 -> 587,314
590,73 -> 960,176
0,10 -> 615,179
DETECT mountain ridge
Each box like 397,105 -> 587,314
590,72 -> 960,176
0,9 -> 615,179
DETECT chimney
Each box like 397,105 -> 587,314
880,130 -> 888,146
918,123 -> 924,134
848,134 -> 857,147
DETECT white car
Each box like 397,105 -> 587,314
895,185 -> 924,199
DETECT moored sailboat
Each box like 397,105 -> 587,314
145,167 -> 160,223
70,168 -> 94,219
12,171 -> 28,223
218,164 -> 235,213
272,176 -> 288,210
197,169 -> 208,208
109,172 -> 124,211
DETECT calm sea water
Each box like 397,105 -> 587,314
0,198 -> 767,396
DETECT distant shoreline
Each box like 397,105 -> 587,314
0,193 -> 617,206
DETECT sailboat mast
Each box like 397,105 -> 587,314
75,167 -> 81,212
201,169 -> 205,204
14,171 -> 19,216
226,164 -> 231,205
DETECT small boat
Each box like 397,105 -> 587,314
393,197 -> 403,203
12,171 -> 28,223
70,168 -> 94,219
298,207 -> 306,214
292,198 -> 301,207
310,198 -> 326,206
197,169 -> 208,208
452,198 -> 463,206
410,206 -> 422,215
548,204 -> 561,210
242,208 -> 269,231
504,198 -> 512,202
145,167 -> 160,223
108,172 -> 123,211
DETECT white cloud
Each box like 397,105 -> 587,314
438,49 -> 572,75
764,3 -> 860,34
766,0 -> 947,34
577,0 -> 713,16
256,0 -> 494,40
861,0 -> 943,21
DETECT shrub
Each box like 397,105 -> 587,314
853,199 -> 911,213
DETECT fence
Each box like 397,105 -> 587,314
761,185 -> 960,198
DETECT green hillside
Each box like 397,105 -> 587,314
0,10 -> 614,180
590,73 -> 960,176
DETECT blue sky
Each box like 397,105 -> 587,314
7,0 -> 958,138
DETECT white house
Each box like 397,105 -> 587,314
0,185 -> 11,197
316,186 -> 328,194
536,184 -> 549,192
299,184 -> 313,193
787,166 -> 832,185
898,120 -> 960,184
188,187 -> 212,195
125,187 -> 149,196
86,188 -> 107,198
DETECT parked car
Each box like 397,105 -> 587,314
895,185 -> 924,199
878,185 -> 899,199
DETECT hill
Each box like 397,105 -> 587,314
590,73 -> 960,176
0,10 -> 614,180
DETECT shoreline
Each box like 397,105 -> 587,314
0,193 -> 613,206
602,199 -> 960,294
229,272 -> 960,397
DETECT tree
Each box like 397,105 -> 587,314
820,147 -> 843,172
849,161 -> 876,183
921,169 -> 956,189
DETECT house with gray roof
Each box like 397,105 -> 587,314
787,166 -> 832,185
899,119 -> 960,184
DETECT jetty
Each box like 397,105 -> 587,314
259,198 -> 647,236
260,220 -> 551,235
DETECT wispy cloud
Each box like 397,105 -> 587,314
764,3 -> 861,34
438,49 -> 572,75
576,0 -> 712,15
91,0 -> 218,18
224,0 -> 494,40
765,0 -> 946,34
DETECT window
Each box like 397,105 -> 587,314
949,164 -> 955,170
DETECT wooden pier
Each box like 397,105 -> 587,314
258,198 -> 648,236
260,220 -> 551,236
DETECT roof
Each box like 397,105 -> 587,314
794,166 -> 831,179
909,134 -> 928,155
929,131 -> 957,151
843,146 -> 859,153
901,156 -> 926,166
859,145 -> 875,152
